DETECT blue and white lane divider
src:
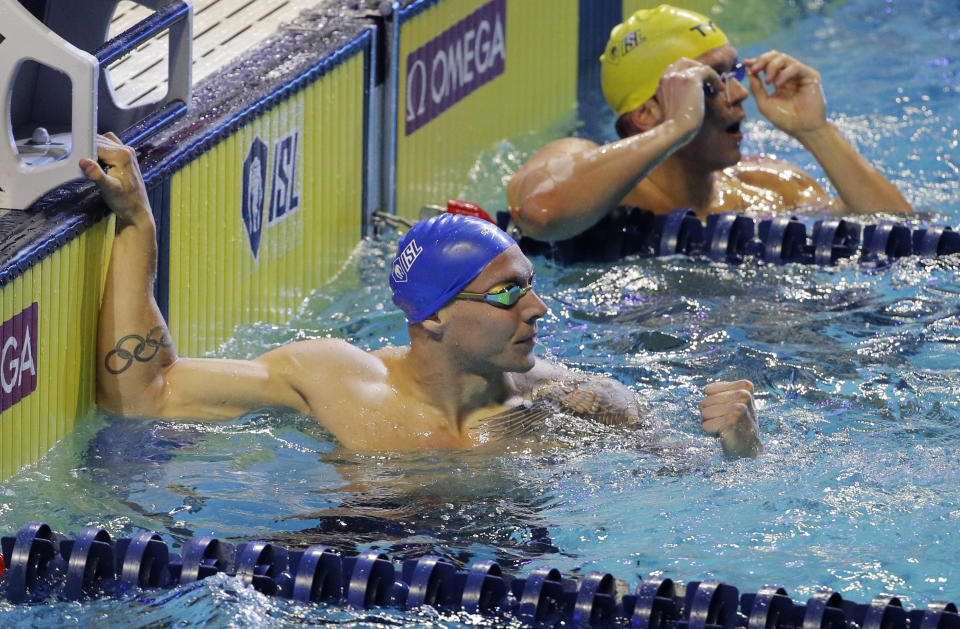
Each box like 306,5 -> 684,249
2,522 -> 959,628
498,207 -> 960,266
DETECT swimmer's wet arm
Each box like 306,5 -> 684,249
746,51 -> 912,215
83,133 -> 179,416
85,134 -> 311,419
143,338 -> 373,421
145,354 -> 311,419
793,123 -> 912,214
698,380 -> 762,459
506,126 -> 691,241
507,58 -> 718,241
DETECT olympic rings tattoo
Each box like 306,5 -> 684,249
104,326 -> 172,374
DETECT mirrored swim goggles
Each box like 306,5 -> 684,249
455,282 -> 532,308
704,61 -> 746,98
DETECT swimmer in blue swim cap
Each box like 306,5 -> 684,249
389,213 -> 518,323
86,133 -> 762,458
508,4 -> 912,246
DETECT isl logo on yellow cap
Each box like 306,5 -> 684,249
600,4 -> 729,115
605,29 -> 647,65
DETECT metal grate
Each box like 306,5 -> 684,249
105,0 -> 329,105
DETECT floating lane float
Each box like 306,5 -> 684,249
1,522 -> 959,628
495,207 -> 960,266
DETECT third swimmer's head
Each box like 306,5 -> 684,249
600,4 -> 729,116
390,214 -> 517,323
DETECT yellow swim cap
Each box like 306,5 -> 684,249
600,4 -> 729,116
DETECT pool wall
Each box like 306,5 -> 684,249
0,0 -> 841,479
164,51 -> 369,358
392,0 -> 579,218
0,219 -> 112,481
0,3 -> 377,481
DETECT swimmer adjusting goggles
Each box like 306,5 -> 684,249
704,61 -> 746,98
455,282 -> 531,308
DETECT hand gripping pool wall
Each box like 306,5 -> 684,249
0,0 -> 196,482
391,0 -> 579,219
3,522 -> 960,629
0,1 -> 377,480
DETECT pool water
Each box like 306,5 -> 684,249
3,0 -> 960,626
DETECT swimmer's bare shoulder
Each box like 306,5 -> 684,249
728,154 -> 839,212
262,337 -> 393,414
507,137 -> 600,206
272,343 -> 483,450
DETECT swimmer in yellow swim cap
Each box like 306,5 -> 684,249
507,4 -> 913,244
601,5 -> 730,118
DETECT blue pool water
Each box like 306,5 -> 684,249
3,0 -> 960,625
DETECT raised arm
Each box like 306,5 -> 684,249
506,59 -> 719,241
84,134 -> 309,419
746,50 -> 912,215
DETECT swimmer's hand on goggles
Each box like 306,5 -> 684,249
455,282 -> 532,308
703,61 -> 745,98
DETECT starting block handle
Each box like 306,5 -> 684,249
94,0 -> 193,137
0,0 -> 192,210
0,0 -> 97,210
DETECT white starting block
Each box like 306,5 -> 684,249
0,0 -> 192,210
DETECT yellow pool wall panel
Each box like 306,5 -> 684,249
395,0 -> 579,219
0,219 -> 113,481
167,53 -> 366,357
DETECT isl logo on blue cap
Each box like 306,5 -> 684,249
392,239 -> 423,283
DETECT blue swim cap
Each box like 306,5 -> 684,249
390,214 -> 516,323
